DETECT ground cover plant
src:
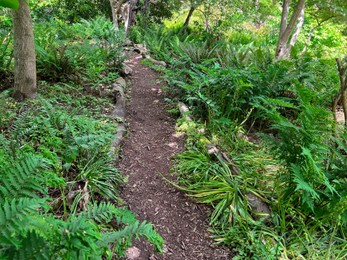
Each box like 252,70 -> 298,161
0,88 -> 163,258
0,2 -> 163,257
129,2 -> 347,258
1,0 -> 347,258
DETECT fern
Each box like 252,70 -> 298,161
0,154 -> 49,203
82,202 -> 118,223
57,216 -> 103,259
4,231 -> 50,260
101,219 -> 164,256
0,198 -> 46,247
81,203 -> 164,256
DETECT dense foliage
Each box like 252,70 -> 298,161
130,1 -> 347,258
0,2 -> 163,257
1,0 -> 347,258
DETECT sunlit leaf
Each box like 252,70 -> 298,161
0,0 -> 19,10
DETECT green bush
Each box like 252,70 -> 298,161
0,90 -> 163,258
138,24 -> 347,258
35,17 -> 125,83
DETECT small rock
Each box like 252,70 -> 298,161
126,246 -> 141,260
115,77 -> 127,89
123,64 -> 133,75
167,142 -> 178,149
124,38 -> 132,47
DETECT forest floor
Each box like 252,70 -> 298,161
118,54 -> 232,260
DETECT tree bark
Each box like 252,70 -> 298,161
109,0 -> 119,30
335,58 -> 347,125
289,6 -> 304,47
126,0 -> 138,33
275,0 -> 306,60
181,6 -> 196,34
142,0 -> 150,16
12,0 -> 36,101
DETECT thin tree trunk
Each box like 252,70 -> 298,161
279,0 -> 290,36
12,0 -> 36,101
109,0 -> 119,30
124,0 -> 138,35
181,6 -> 195,34
342,90 -> 347,125
142,0 -> 150,16
110,0 -> 128,31
289,6 -> 304,47
127,0 -> 138,31
335,58 -> 347,125
276,0 -> 306,60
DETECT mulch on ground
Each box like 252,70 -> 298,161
119,54 -> 231,260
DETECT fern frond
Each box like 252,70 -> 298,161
58,216 -> 102,258
4,231 -> 50,260
113,207 -> 138,225
81,202 -> 118,223
101,219 -> 163,256
136,221 -> 164,252
0,154 -> 49,203
0,198 -> 46,247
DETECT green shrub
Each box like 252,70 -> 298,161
0,96 -> 163,258
35,17 -> 125,83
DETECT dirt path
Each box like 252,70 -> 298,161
119,54 -> 231,260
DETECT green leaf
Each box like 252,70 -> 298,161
0,0 -> 19,10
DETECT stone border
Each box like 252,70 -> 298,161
110,76 -> 127,160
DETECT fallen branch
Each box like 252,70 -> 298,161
109,77 -> 128,159
133,43 -> 167,67
177,102 -> 192,121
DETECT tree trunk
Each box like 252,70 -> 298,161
275,0 -> 306,60
110,0 -> 128,31
123,0 -> 138,35
142,0 -> 150,16
127,0 -> 138,33
181,6 -> 195,34
342,90 -> 347,125
335,58 -> 347,125
109,0 -> 119,30
288,6 -> 304,47
12,0 -> 36,101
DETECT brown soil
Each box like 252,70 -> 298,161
119,55 -> 232,260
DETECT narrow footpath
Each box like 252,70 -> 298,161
119,54 -> 231,260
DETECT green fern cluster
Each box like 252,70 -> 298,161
0,98 -> 163,258
35,17 -> 125,83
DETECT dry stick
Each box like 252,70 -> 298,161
178,102 -> 271,218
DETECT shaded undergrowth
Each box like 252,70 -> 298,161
131,24 -> 347,259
